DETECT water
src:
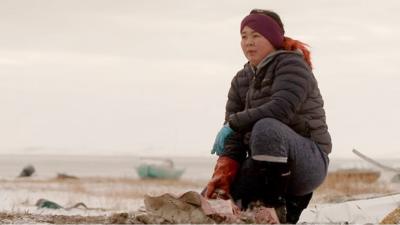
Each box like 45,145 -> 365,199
1,154 -> 399,181
0,154 -> 215,181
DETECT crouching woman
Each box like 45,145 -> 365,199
204,9 -> 332,224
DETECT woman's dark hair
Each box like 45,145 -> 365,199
250,9 -> 312,68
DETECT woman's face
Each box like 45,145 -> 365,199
241,26 -> 275,67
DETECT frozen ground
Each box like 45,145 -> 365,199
0,173 -> 399,223
300,193 -> 400,223
1,155 -> 400,223
0,177 -> 205,215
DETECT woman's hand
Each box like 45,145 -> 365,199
203,156 -> 239,200
211,124 -> 234,155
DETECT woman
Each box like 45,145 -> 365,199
205,9 -> 331,223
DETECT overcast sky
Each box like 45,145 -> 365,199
1,0 -> 400,158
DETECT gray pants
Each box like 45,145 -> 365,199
249,118 -> 329,196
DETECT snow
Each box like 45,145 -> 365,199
300,194 -> 400,224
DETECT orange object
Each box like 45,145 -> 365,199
205,156 -> 240,199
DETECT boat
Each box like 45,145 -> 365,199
136,158 -> 185,179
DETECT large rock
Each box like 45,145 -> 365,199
18,165 -> 35,177
35,199 -> 63,209
142,191 -> 279,224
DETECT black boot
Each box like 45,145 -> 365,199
261,161 -> 290,223
230,159 -> 290,223
230,158 -> 268,209
286,192 -> 313,224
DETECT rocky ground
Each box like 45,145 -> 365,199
0,169 -> 398,224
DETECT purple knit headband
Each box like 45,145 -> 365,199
240,13 -> 284,49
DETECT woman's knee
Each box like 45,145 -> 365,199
253,118 -> 284,131
250,118 -> 290,161
251,118 -> 289,143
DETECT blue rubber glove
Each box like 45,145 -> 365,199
211,123 -> 234,155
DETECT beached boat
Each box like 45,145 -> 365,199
136,158 -> 185,179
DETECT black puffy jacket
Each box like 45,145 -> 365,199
223,50 -> 332,159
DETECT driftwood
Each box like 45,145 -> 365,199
352,149 -> 400,173
56,173 -> 78,180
